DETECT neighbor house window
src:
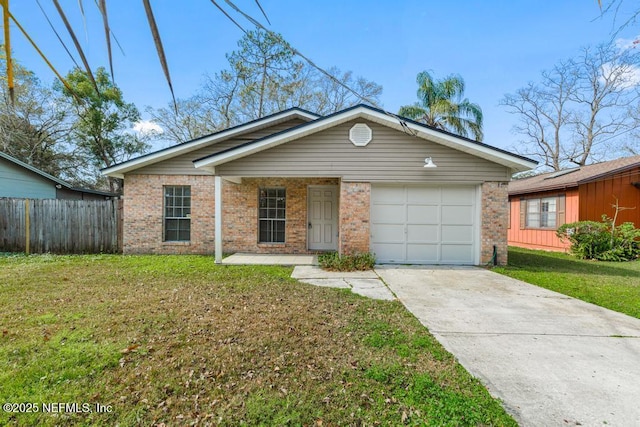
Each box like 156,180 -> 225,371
527,197 -> 556,228
164,186 -> 191,241
520,195 -> 565,229
259,188 -> 285,243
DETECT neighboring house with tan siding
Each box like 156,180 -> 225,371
508,156 -> 640,251
103,104 -> 537,265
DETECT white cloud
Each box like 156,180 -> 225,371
133,120 -> 164,135
614,37 -> 639,51
601,62 -> 640,90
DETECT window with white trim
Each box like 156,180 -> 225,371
259,188 -> 285,243
164,186 -> 191,241
520,195 -> 565,229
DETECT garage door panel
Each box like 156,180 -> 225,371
441,244 -> 474,263
372,243 -> 404,262
442,187 -> 476,204
407,224 -> 438,242
372,186 -> 404,203
407,186 -> 440,202
441,225 -> 473,243
407,244 -> 439,263
407,205 -> 439,223
371,185 -> 477,264
371,204 -> 405,223
441,206 -> 473,225
372,224 -> 404,242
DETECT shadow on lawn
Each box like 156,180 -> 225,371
507,249 -> 640,278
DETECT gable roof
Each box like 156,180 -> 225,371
102,107 -> 319,178
508,155 -> 640,196
193,104 -> 537,173
0,151 -> 116,197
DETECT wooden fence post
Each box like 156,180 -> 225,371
25,198 -> 30,255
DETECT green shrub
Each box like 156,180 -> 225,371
557,217 -> 640,261
318,251 -> 376,271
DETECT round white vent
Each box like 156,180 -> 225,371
349,123 -> 372,146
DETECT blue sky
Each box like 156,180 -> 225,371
6,1 -> 639,152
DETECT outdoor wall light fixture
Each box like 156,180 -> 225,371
423,157 -> 437,168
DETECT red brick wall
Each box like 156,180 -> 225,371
222,177 -> 339,254
123,175 -> 215,254
339,181 -> 370,255
124,175 -> 507,265
481,182 -> 509,265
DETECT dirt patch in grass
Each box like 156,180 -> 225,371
0,255 -> 515,426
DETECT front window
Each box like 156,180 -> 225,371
164,186 -> 191,241
259,188 -> 285,243
526,197 -> 557,228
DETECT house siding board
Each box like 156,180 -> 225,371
215,121 -> 511,182
507,188 -> 579,251
579,167 -> 640,226
131,119 -> 308,175
0,157 -> 56,198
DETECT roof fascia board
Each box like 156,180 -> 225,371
360,109 -> 538,172
194,106 -> 537,172
102,109 -> 319,178
508,183 -> 578,196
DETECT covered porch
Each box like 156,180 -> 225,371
213,176 -> 369,264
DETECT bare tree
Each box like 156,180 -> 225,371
568,43 -> 640,166
597,1 -> 640,37
501,61 -> 577,170
146,97 -> 223,144
502,41 -> 640,170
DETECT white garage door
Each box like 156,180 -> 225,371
370,185 -> 478,264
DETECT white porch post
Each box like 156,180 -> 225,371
214,175 -> 223,264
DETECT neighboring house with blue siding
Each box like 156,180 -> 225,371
0,151 -> 116,200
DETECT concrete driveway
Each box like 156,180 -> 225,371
376,266 -> 640,427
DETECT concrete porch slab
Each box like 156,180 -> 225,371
223,253 -> 318,265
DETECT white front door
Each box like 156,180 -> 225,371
308,186 -> 338,251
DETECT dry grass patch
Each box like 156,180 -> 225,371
0,254 -> 515,426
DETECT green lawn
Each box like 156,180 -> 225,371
0,254 -> 516,426
494,247 -> 640,319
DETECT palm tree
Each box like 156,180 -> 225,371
399,71 -> 484,141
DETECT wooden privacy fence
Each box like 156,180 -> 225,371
0,198 -> 123,254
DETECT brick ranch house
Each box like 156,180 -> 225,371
103,104 -> 536,265
508,155 -> 640,251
